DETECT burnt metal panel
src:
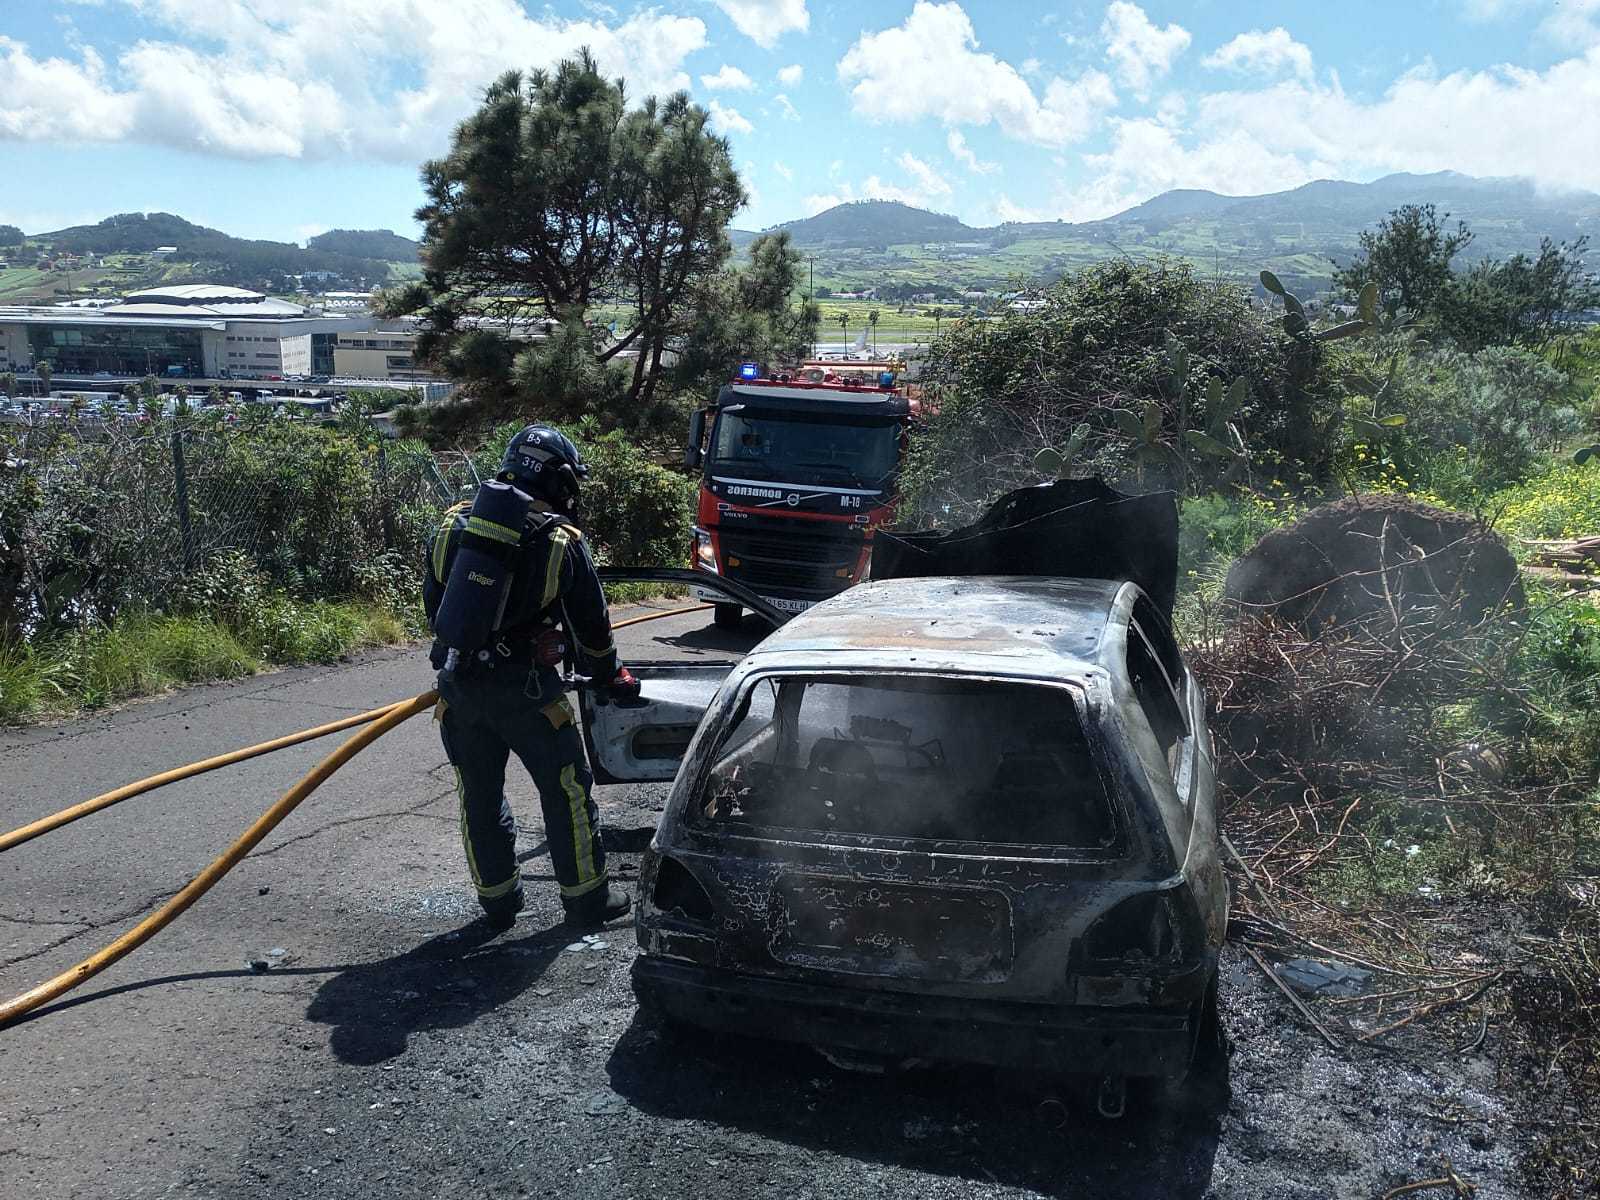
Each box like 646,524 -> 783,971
871,478 -> 1180,620
771,874 -> 1013,983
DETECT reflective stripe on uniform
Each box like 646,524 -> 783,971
573,633 -> 615,659
560,760 -> 598,888
465,515 -> 521,545
559,873 -> 608,899
540,526 -> 572,608
454,765 -> 518,900
431,502 -> 469,583
542,696 -> 573,730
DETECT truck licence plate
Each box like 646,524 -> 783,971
761,595 -> 814,614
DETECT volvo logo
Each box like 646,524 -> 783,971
786,493 -> 800,507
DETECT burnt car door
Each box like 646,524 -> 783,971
580,569 -> 788,784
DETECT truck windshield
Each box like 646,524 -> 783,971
693,674 -> 1117,852
709,410 -> 899,488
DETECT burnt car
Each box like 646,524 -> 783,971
584,485 -> 1227,1109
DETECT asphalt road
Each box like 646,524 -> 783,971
0,603 -> 1528,1199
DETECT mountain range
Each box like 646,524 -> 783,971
740,172 -> 1600,294
16,172 -> 1598,301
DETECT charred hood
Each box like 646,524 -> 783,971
871,479 -> 1180,620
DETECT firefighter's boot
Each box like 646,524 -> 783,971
483,886 -> 525,933
563,883 -> 631,929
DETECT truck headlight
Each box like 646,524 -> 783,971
693,527 -> 718,573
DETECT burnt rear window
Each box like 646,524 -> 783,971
693,675 -> 1115,851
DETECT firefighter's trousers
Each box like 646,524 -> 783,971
436,669 -> 607,918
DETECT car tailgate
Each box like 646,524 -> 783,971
770,873 -> 1012,983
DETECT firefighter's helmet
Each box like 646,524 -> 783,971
499,425 -> 589,510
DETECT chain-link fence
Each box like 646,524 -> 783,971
2,410 -> 695,644
0,414 -> 470,641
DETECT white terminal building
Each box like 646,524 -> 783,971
0,285 -> 375,380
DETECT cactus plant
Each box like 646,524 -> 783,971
1184,376 -> 1251,483
1033,423 -> 1090,478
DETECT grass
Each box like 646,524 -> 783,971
0,599 -> 414,725
0,581 -> 699,725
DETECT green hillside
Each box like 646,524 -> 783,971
306,228 -> 420,261
737,171 -> 1600,297
30,213 -> 397,294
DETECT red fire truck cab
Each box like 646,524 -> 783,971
684,364 -> 915,627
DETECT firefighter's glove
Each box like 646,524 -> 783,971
533,628 -> 567,668
607,666 -> 642,703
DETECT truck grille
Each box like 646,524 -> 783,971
719,521 -> 863,598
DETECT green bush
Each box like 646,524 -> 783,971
1177,492 -> 1301,580
2,412 -> 408,640
1404,347 -> 1578,495
477,418 -> 695,571
903,259 -> 1329,524
566,422 -> 696,569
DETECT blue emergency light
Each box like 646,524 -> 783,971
738,362 -> 761,380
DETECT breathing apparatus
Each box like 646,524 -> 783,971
432,478 -> 532,680
431,426 -> 591,680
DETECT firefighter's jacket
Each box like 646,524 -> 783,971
423,501 -> 619,691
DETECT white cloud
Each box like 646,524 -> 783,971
1539,0 -> 1600,48
1196,51 -> 1600,195
773,92 -> 800,120
802,191 -> 848,215
700,64 -> 754,91
897,151 -> 952,197
741,160 -> 760,212
947,129 -> 998,174
1101,1 -> 1190,97
798,158 -> 953,213
861,177 -> 927,206
1203,28 -> 1313,82
777,63 -> 803,85
1061,116 -> 1327,221
1056,45 -> 1600,220
1459,0 -> 1532,19
837,1 -> 1117,147
0,1 -> 707,160
712,0 -> 809,48
0,37 -> 131,142
1020,56 -> 1042,78
706,98 -> 754,135
993,194 -> 1056,223
773,160 -> 793,181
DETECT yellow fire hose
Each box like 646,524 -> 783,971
0,692 -> 436,1028
0,700 -> 411,856
0,601 -> 709,1029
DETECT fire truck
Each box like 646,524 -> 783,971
684,361 -> 917,627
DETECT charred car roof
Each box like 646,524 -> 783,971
741,574 -> 1126,677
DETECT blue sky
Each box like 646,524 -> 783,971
1,0 -> 1597,243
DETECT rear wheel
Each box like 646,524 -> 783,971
1165,970 -> 1229,1111
713,603 -> 743,629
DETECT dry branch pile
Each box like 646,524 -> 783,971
1189,499 -> 1600,1193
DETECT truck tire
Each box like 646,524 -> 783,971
713,603 -> 743,629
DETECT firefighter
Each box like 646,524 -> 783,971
423,425 -> 638,931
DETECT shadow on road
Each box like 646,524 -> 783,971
606,1012 -> 1226,1197
645,620 -> 767,656
305,919 -> 572,1065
